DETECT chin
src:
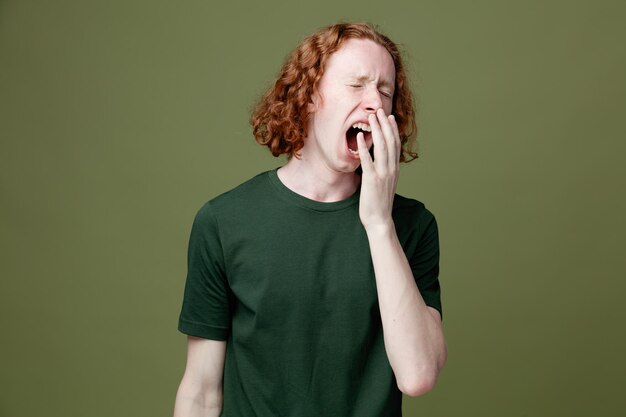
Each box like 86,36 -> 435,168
332,159 -> 360,174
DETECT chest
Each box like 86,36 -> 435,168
221,208 -> 377,321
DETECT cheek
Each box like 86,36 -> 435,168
384,99 -> 393,115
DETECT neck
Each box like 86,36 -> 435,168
277,157 -> 360,203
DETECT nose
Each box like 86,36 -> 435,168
362,86 -> 383,113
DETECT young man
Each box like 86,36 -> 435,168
174,22 -> 446,417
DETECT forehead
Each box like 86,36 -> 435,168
323,38 -> 396,85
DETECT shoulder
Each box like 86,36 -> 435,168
192,170 -> 286,235
392,194 -> 436,227
195,170 -> 274,217
212,171 -> 272,204
392,194 -> 439,246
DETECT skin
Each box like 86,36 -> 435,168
281,38 -> 447,395
356,110 -> 447,396
278,38 -> 395,201
173,38 -> 447,416
173,337 -> 225,417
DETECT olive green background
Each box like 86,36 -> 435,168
1,0 -> 625,416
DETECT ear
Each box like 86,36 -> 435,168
307,91 -> 321,113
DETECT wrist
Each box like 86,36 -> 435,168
364,218 -> 395,237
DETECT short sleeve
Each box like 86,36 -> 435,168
409,208 -> 442,317
178,202 -> 231,340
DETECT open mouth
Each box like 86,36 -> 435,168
346,122 -> 372,155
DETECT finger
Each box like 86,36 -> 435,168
388,114 -> 401,161
368,113 -> 387,170
356,131 -> 374,172
376,109 -> 397,167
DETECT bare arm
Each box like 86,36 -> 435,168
365,225 -> 447,396
356,110 -> 447,397
173,336 -> 227,417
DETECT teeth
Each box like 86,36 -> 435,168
348,148 -> 359,155
352,122 -> 371,132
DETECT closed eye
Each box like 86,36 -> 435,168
379,90 -> 393,98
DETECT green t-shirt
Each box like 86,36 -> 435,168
178,169 -> 441,416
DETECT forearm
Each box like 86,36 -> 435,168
366,223 -> 447,396
173,382 -> 222,417
174,337 -> 226,417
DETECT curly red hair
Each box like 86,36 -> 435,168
250,22 -> 419,162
